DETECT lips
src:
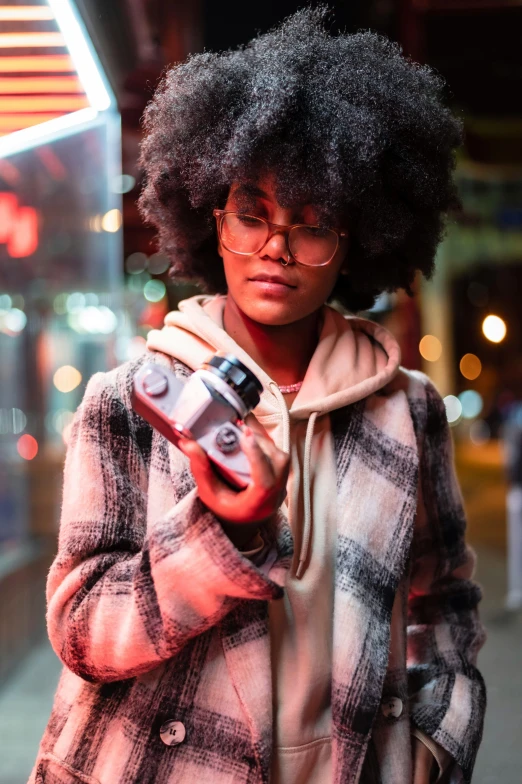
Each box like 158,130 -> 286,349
249,275 -> 296,287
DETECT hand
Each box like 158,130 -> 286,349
412,737 -> 438,784
177,417 -> 290,528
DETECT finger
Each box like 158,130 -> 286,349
242,419 -> 290,475
177,438 -> 228,497
244,413 -> 271,440
239,428 -> 277,488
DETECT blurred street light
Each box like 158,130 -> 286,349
460,353 -> 482,380
482,314 -> 507,343
419,334 -> 442,362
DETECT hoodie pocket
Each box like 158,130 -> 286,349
35,753 -> 101,784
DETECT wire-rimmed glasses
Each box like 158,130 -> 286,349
213,209 -> 347,267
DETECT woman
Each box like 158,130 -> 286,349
31,8 -> 486,784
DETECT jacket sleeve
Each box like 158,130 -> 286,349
407,375 -> 487,784
46,367 -> 282,684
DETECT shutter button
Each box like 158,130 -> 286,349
160,720 -> 186,746
381,697 -> 403,718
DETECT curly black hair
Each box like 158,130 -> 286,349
138,6 -> 462,313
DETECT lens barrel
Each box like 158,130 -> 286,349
203,354 -> 262,412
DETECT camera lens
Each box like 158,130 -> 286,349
203,354 -> 262,412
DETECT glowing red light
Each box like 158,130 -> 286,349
7,205 -> 39,257
17,434 -> 38,460
0,192 -> 18,242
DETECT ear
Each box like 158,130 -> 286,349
217,239 -> 223,259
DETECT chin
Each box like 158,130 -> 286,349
235,295 -> 301,326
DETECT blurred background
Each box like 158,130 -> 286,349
0,1 -> 521,782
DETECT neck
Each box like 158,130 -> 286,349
223,296 -> 321,386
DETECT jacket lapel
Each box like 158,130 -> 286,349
330,385 -> 419,784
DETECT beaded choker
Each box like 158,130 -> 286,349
277,381 -> 303,394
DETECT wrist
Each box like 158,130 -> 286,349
218,518 -> 261,550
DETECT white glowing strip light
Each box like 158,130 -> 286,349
47,0 -> 112,112
0,108 -> 98,157
0,1 -> 116,157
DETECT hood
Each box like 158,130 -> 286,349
147,294 -> 401,577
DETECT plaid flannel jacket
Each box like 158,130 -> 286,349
30,351 -> 486,784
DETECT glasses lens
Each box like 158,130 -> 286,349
220,213 -> 268,254
289,225 -> 338,266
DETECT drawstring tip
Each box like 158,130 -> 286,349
295,560 -> 305,579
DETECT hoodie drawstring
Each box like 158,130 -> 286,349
296,411 -> 317,579
268,382 -> 292,455
268,382 -> 317,580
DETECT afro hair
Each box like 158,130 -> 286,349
138,6 -> 463,313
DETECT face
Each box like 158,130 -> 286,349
217,174 -> 349,326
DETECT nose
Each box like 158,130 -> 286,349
261,228 -> 291,264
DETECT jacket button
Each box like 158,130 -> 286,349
381,697 -> 403,718
160,720 -> 186,746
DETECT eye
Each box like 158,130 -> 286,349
302,225 -> 330,238
236,213 -> 263,226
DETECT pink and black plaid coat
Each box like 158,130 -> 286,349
30,351 -> 486,784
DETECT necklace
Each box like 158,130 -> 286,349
277,380 -> 303,394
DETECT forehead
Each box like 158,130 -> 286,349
229,181 -> 275,202
226,176 -> 341,226
228,179 -> 315,214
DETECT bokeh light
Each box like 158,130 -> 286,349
0,408 -> 27,435
53,293 -> 68,315
419,334 -> 442,362
2,308 -> 26,333
148,252 -> 170,275
126,252 -> 148,275
469,419 -> 491,446
101,208 -> 122,233
443,394 -> 462,424
53,365 -> 82,393
144,279 -> 166,302
458,389 -> 483,419
460,353 -> 482,380
17,434 -> 38,460
62,422 -> 74,446
482,314 -> 507,343
53,409 -> 74,435
112,174 -> 135,194
66,292 -> 85,313
128,272 -> 150,292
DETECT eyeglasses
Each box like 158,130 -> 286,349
213,209 -> 347,267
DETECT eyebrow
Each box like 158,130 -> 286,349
229,183 -> 319,224
231,183 -> 270,201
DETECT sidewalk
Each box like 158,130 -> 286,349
0,545 -> 520,784
0,638 -> 61,784
472,545 -> 522,784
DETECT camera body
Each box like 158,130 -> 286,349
131,354 -> 263,489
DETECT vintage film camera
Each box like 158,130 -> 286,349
131,353 -> 263,489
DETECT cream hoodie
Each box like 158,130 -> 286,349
146,294 -> 414,783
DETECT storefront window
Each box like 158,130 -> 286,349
0,111 -> 123,550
